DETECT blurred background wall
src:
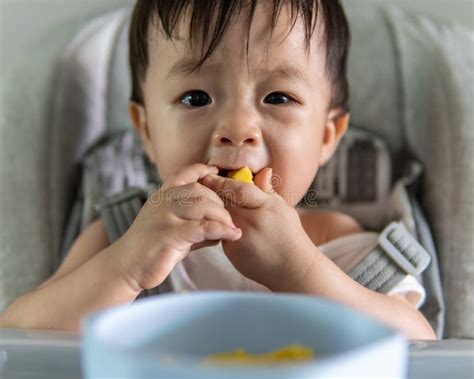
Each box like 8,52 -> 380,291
0,0 -> 131,72
1,0 -> 473,72
353,0 -> 473,27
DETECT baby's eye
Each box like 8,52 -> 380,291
180,90 -> 212,107
264,92 -> 294,105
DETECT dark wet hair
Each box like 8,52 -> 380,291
129,0 -> 350,112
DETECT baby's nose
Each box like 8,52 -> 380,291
213,129 -> 261,146
212,112 -> 263,146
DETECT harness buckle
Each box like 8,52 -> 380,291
379,222 -> 431,276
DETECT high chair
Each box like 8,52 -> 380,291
0,1 -> 472,345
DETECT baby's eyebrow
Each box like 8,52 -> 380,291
166,59 -> 310,87
263,65 -> 310,87
166,58 -> 207,80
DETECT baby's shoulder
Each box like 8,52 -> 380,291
297,208 -> 364,247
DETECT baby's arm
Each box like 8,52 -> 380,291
0,219 -> 140,331
202,172 -> 435,340
0,164 -> 240,332
272,213 -> 436,340
275,254 -> 436,339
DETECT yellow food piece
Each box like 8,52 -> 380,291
203,344 -> 315,366
227,166 -> 253,183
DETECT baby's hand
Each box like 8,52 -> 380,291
202,169 -> 315,289
117,163 -> 242,291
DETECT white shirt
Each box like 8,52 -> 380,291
168,232 -> 426,308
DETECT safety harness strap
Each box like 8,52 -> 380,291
96,187 -> 148,243
348,221 -> 431,293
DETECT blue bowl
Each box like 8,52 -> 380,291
82,292 -> 408,378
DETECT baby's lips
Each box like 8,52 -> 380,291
213,166 -> 255,183
211,166 -> 274,192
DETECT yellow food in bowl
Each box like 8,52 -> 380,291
203,344 -> 315,365
226,167 -> 254,183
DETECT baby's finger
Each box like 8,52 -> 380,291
173,196 -> 236,228
253,167 -> 274,194
180,219 -> 242,246
190,239 -> 221,252
162,163 -> 219,192
202,174 -> 267,209
172,181 -> 228,207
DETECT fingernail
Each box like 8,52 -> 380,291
267,169 -> 273,185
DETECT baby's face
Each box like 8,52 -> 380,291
132,3 -> 347,206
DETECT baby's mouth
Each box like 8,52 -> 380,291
218,168 -> 229,177
216,166 -> 255,183
217,167 -> 256,177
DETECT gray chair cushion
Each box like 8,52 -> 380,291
387,8 -> 474,339
351,5 -> 474,338
0,6 -> 132,313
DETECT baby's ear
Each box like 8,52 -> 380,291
319,110 -> 350,166
129,101 -> 156,163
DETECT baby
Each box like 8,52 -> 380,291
0,0 -> 435,339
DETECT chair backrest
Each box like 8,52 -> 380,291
0,5 -> 134,317
345,5 -> 473,339
1,2 -> 472,338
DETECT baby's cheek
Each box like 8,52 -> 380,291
272,173 -> 296,205
277,167 -> 318,207
153,141 -> 191,180
153,152 -> 180,182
